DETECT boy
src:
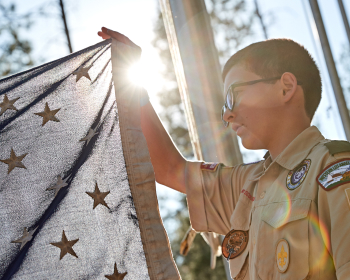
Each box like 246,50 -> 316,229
99,27 -> 350,279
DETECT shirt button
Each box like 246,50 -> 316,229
260,191 -> 266,199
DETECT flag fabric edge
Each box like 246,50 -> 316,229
111,39 -> 181,280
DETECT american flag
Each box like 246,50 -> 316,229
0,39 -> 178,280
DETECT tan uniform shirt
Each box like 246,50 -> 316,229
185,126 -> 350,279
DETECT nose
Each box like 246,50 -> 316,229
222,106 -> 235,124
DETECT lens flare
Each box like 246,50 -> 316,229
273,183 -> 331,271
308,212 -> 331,269
278,188 -> 292,226
128,63 -> 143,86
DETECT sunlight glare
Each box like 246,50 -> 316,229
127,58 -> 164,101
128,62 -> 144,86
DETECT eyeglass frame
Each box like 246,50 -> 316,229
221,76 -> 303,127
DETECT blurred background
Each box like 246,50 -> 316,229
1,0 -> 350,278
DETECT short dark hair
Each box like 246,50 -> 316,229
222,39 -> 322,120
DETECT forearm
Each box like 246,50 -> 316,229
97,28 -> 187,191
140,102 -> 187,193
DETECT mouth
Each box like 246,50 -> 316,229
232,124 -> 243,134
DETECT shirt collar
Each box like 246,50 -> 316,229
273,126 -> 324,170
263,151 -> 270,159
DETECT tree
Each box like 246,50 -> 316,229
152,0 -> 272,279
0,0 -> 74,79
0,3 -> 35,77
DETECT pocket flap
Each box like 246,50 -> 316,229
261,199 -> 311,229
229,240 -> 250,278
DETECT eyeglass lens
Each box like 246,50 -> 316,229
221,106 -> 229,127
226,87 -> 235,110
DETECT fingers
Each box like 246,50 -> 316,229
99,27 -> 141,51
97,31 -> 110,40
101,27 -> 128,45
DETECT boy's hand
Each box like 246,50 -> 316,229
97,27 -> 141,52
98,27 -> 147,106
97,30 -> 186,193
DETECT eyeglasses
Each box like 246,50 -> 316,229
221,76 -> 303,127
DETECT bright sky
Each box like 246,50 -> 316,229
12,0 -> 163,98
7,0 -> 350,240
257,0 -> 349,142
11,0 -> 350,140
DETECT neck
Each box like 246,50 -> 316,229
268,122 -> 310,161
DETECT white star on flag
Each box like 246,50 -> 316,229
80,128 -> 98,145
0,148 -> 27,174
11,227 -> 38,250
46,175 -> 69,197
0,94 -> 20,116
73,65 -> 92,82
0,38 -> 178,280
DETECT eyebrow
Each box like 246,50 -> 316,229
227,80 -> 244,89
232,81 -> 245,86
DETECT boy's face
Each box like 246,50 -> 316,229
223,64 -> 284,150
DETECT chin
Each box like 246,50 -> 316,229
240,135 -> 265,150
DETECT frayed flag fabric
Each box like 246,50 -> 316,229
0,39 -> 179,280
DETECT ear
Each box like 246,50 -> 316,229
280,72 -> 298,103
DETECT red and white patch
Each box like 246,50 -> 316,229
241,189 -> 255,201
200,162 -> 219,172
317,159 -> 350,191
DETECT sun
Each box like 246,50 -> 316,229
128,62 -> 144,86
127,58 -> 164,100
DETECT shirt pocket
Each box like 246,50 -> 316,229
257,199 -> 311,280
228,196 -> 253,278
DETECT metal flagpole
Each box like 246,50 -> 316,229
158,0 -> 242,166
159,0 -> 242,279
337,0 -> 350,46
308,0 -> 350,140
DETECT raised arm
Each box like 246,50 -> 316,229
140,102 -> 187,193
98,27 -> 187,193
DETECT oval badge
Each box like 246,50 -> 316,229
286,159 -> 311,190
276,239 -> 290,273
222,230 -> 248,260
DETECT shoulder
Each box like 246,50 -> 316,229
235,159 -> 264,181
311,139 -> 350,160
316,140 -> 350,191
323,140 -> 350,157
199,160 -> 264,183
240,160 -> 264,166
199,159 -> 264,172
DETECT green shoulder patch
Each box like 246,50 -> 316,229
317,159 -> 350,191
325,140 -> 350,155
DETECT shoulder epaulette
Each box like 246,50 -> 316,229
324,140 -> 350,155
241,160 -> 263,166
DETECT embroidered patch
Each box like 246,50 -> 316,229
222,230 -> 248,260
317,159 -> 350,191
286,159 -> 311,190
241,189 -> 255,201
276,239 -> 289,273
200,162 -> 219,172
